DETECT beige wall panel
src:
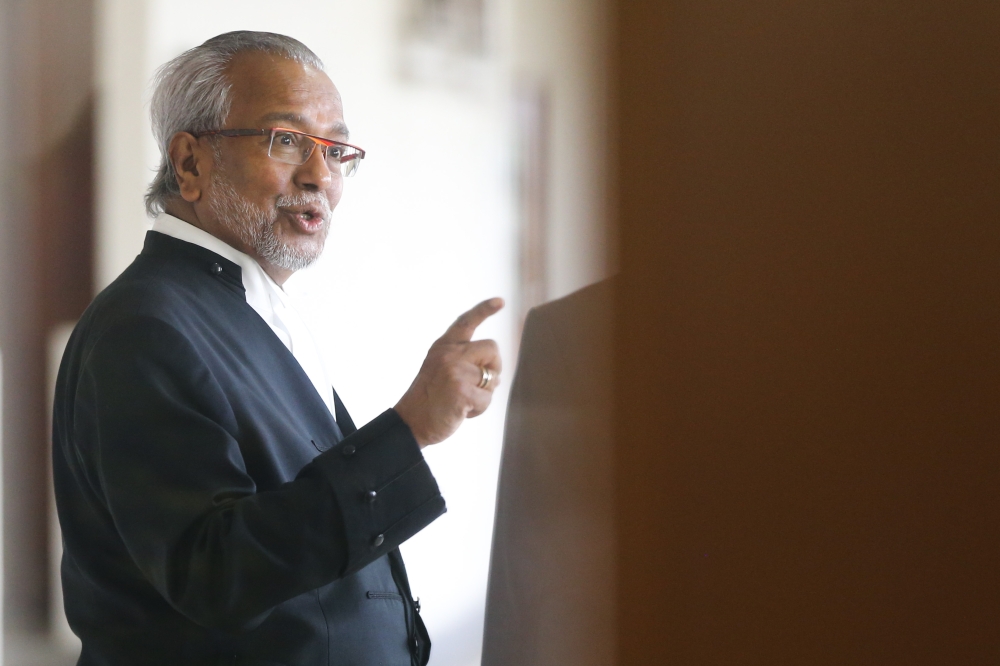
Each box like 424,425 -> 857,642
511,0 -> 612,299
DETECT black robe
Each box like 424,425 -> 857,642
53,231 -> 444,665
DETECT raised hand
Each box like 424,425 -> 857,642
393,298 -> 504,448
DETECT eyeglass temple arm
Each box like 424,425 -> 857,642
192,129 -> 270,138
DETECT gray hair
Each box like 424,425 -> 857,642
144,31 -> 324,217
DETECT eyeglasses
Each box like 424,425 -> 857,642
192,127 -> 366,177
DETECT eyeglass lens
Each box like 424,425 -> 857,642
268,130 -> 362,177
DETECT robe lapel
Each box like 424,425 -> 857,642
333,389 -> 357,436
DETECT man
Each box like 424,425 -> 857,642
52,31 -> 502,666
482,279 -> 614,666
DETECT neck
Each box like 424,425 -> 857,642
163,200 -> 294,285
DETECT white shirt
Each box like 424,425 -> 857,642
151,213 -> 337,420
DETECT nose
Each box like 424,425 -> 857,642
292,142 -> 336,192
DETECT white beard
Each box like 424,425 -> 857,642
208,168 -> 332,272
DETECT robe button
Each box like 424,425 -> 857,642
210,262 -> 222,275
366,490 -> 377,503
373,534 -> 385,547
342,444 -> 356,456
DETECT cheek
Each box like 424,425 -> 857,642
326,178 -> 345,209
222,159 -> 287,206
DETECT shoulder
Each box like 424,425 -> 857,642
521,277 -> 615,354
76,281 -> 202,376
81,241 -> 244,340
511,278 -> 615,406
525,277 -> 615,334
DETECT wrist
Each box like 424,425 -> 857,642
391,405 -> 430,449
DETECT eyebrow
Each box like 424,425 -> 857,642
257,112 -> 350,139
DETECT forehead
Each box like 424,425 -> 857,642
224,51 -> 345,136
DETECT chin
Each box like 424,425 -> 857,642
262,232 -> 328,272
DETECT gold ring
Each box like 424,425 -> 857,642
478,367 -> 493,389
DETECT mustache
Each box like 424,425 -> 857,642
275,192 -> 333,219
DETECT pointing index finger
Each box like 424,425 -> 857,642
439,297 -> 505,343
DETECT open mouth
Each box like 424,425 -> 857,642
282,205 -> 327,230
298,206 -> 322,221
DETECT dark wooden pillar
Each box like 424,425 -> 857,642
0,0 -> 94,636
613,1 -> 1000,663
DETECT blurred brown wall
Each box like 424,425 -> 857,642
613,1 -> 1000,663
0,0 -> 94,636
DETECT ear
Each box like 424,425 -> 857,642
168,132 -> 214,203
